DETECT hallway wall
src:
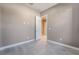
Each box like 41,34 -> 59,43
1,4 -> 40,47
41,4 -> 74,47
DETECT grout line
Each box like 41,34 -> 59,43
48,40 -> 79,51
0,40 -> 34,51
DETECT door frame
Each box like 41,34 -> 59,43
35,16 -> 41,40
35,15 -> 48,40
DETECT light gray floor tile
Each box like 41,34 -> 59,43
0,40 -> 79,55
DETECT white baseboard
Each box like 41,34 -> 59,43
0,40 -> 34,51
48,40 -> 79,51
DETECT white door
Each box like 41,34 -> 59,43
36,16 -> 41,40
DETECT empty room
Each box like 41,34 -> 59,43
0,3 -> 79,55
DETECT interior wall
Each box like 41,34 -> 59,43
1,4 -> 40,47
41,4 -> 75,47
1,3 -> 79,48
0,7 -> 2,47
72,4 -> 79,47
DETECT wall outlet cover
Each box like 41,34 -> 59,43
60,38 -> 63,40
26,37 -> 30,39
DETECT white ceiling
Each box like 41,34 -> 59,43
25,3 -> 58,12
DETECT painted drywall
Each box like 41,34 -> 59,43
41,4 -> 76,47
1,3 -> 79,48
71,4 -> 79,48
1,4 -> 40,47
0,7 -> 2,47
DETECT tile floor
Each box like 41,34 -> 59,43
0,39 -> 79,55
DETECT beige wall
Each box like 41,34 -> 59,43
1,4 -> 40,46
41,4 -> 74,47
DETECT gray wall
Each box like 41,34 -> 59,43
1,4 -> 40,47
41,4 -> 76,47
72,4 -> 79,47
0,7 -> 2,46
1,3 -> 79,48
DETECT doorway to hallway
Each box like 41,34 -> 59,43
35,15 -> 47,41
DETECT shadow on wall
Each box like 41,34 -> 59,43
0,4 -> 40,47
40,4 -> 79,48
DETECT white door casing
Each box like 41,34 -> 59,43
36,16 -> 41,40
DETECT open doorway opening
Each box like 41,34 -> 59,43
41,16 -> 47,41
35,15 -> 47,41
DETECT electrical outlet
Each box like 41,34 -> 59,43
60,38 -> 63,40
24,22 -> 26,24
26,37 -> 30,39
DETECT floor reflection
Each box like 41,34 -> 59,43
0,37 -> 79,55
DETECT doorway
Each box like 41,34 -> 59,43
35,15 -> 47,41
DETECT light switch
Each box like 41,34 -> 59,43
24,22 -> 26,24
